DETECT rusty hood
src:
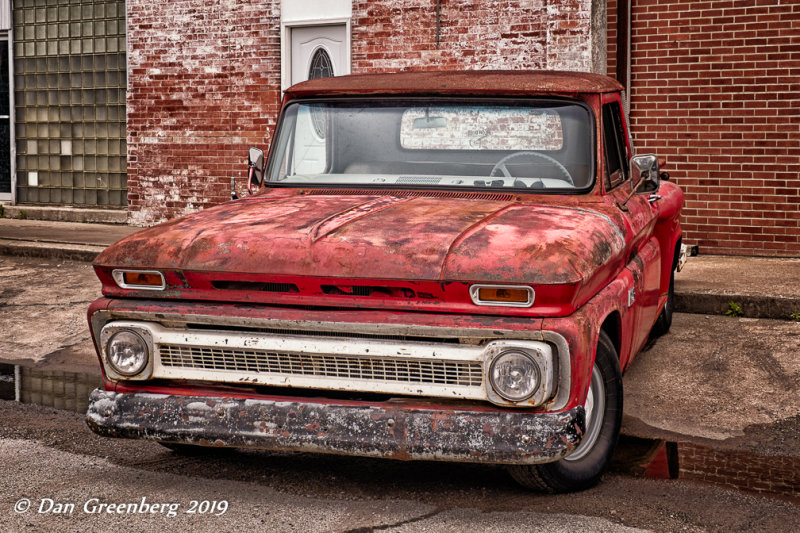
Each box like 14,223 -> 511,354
96,192 -> 626,286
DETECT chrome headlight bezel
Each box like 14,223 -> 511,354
483,341 -> 557,408
489,350 -> 541,402
100,324 -> 154,380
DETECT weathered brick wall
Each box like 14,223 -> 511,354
622,0 -> 800,256
606,0 -> 618,79
127,0 -> 595,225
678,443 -> 800,498
351,0 -> 592,72
126,0 -> 282,226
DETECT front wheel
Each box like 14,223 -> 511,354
508,331 -> 622,492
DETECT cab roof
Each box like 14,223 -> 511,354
285,70 -> 624,99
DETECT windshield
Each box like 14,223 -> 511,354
267,99 -> 594,191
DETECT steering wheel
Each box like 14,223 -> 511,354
489,151 -> 574,186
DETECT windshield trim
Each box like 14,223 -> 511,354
264,96 -> 597,195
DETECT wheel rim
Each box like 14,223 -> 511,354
564,363 -> 605,462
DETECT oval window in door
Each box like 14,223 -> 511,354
308,48 -> 333,138
309,48 -> 334,80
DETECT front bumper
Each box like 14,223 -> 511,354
86,389 -> 585,465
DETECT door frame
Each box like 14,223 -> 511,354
280,18 -> 351,92
0,23 -> 13,203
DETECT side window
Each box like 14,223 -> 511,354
603,102 -> 629,190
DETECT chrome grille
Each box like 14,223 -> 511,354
159,344 -> 483,387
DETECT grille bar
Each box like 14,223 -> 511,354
159,344 -> 483,387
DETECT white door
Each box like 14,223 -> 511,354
290,25 -> 348,85
289,25 -> 348,175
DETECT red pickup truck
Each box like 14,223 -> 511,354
86,71 -> 684,492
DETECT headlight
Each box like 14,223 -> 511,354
489,350 -> 541,402
106,330 -> 150,376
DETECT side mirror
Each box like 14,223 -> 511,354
248,147 -> 265,194
617,153 -> 662,211
629,153 -> 660,194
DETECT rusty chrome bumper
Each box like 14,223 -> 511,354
86,389 -> 585,465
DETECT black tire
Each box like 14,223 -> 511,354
650,268 -> 675,338
507,330 -> 622,493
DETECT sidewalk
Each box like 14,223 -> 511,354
675,254 -> 800,320
0,218 -> 139,262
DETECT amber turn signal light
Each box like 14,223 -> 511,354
469,284 -> 534,307
112,269 -> 166,290
125,272 -> 162,286
480,287 -> 529,302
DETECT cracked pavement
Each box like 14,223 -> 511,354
0,256 -> 100,374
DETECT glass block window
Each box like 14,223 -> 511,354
13,0 -> 126,206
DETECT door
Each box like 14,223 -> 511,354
603,98 -> 661,356
290,25 -> 348,86
0,37 -> 9,200
289,25 -> 348,175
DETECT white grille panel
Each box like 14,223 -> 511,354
160,344 -> 483,387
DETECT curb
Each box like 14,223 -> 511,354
1,205 -> 127,224
0,240 -> 103,262
675,292 -> 800,321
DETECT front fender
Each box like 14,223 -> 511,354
543,269 -> 635,409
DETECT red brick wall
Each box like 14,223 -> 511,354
624,0 -> 800,256
351,0 -> 591,72
127,0 -> 595,225
126,0 -> 282,226
679,443 -> 800,498
606,0 -> 618,78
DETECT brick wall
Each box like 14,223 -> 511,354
620,0 -> 800,256
126,0 -> 282,226
678,443 -> 800,498
606,0 -> 618,78
127,0 -> 596,225
351,0 -> 592,72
